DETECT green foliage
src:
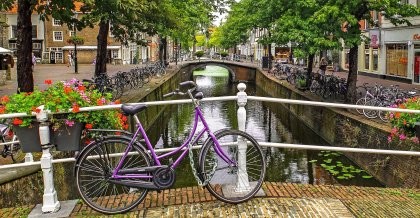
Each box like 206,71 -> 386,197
0,79 -> 127,131
195,50 -> 205,57
220,51 -> 228,57
195,34 -> 206,47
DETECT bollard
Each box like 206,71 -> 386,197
235,83 -> 251,192
24,153 -> 34,162
36,107 -> 60,213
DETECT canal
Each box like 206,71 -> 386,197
146,65 -> 383,188
0,65 -> 382,208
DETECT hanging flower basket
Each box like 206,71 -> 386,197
66,36 -> 85,45
52,121 -> 84,151
13,122 -> 45,152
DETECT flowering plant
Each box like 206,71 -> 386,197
0,79 -> 128,132
387,97 -> 420,150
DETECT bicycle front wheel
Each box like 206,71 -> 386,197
75,138 -> 151,214
199,129 -> 266,204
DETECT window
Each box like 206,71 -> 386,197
372,49 -> 378,71
9,43 -> 17,49
53,19 -> 61,26
69,31 -> 76,37
32,25 -> 37,38
364,45 -> 370,70
111,50 -> 119,58
55,52 -> 63,60
53,31 -> 63,41
11,25 -> 17,38
386,44 -> 408,77
33,43 -> 41,49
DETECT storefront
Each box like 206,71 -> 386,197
380,27 -> 420,83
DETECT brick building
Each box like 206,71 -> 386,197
0,2 -> 159,65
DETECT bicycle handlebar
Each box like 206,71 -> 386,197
163,81 -> 197,98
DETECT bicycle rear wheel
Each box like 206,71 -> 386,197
75,138 -> 151,214
199,129 -> 266,204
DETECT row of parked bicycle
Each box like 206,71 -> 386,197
270,63 -> 348,101
269,63 -> 419,122
83,62 -> 167,100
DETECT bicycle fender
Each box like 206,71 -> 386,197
198,128 -> 231,165
73,135 -> 151,176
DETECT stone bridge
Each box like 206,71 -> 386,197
180,60 -> 257,82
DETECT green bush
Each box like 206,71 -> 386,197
220,51 -> 228,57
195,51 -> 204,58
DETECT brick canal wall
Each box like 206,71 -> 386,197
256,71 -> 419,188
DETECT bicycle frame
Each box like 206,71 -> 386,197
110,105 -> 236,180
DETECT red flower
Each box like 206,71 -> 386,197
32,108 -> 41,113
64,86 -> 72,94
96,99 -> 104,106
121,115 -> 128,122
44,80 -> 52,85
78,85 -> 86,92
85,123 -> 93,129
0,106 -> 5,114
72,104 -> 80,113
1,95 -> 9,103
123,124 -> 129,130
12,118 -> 23,125
114,99 -> 121,104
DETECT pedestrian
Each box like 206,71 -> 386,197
31,53 -> 36,71
68,51 -> 74,67
319,57 -> 328,76
250,54 -> 254,63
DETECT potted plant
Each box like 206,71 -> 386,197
0,79 -> 128,152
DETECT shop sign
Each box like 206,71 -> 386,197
413,34 -> 420,40
370,29 -> 380,48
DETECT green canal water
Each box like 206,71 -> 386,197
0,65 -> 382,207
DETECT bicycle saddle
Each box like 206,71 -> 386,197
121,104 -> 148,115
194,92 -> 204,100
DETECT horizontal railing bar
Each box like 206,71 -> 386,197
0,96 -> 238,119
0,145 -> 203,169
2,95 -> 417,119
259,142 -> 420,156
0,140 -> 19,146
248,96 -> 420,113
1,141 -> 419,170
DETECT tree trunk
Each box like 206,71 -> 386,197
162,37 -> 167,65
268,31 -> 272,69
346,46 -> 358,103
158,37 -> 164,64
95,20 -> 109,76
16,0 -> 34,93
307,53 -> 315,86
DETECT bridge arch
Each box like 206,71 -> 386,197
190,63 -> 236,82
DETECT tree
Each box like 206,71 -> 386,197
272,0 -> 340,85
311,0 -> 419,103
1,0 -> 76,92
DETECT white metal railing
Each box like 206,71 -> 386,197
1,83 -> 420,214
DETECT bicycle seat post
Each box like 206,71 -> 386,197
133,114 -> 141,125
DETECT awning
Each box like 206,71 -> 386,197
0,47 -> 13,54
62,45 -> 120,50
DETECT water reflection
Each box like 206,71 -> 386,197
147,65 -> 382,188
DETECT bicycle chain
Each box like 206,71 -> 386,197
188,138 -> 218,186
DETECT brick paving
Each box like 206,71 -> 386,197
0,182 -> 418,217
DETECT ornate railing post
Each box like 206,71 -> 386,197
236,83 -> 251,192
36,107 -> 60,213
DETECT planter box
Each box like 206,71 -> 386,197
13,123 -> 43,152
52,122 -> 83,151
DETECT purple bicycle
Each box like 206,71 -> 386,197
74,81 -> 266,214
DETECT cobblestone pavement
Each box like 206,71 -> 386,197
1,182 -> 418,217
